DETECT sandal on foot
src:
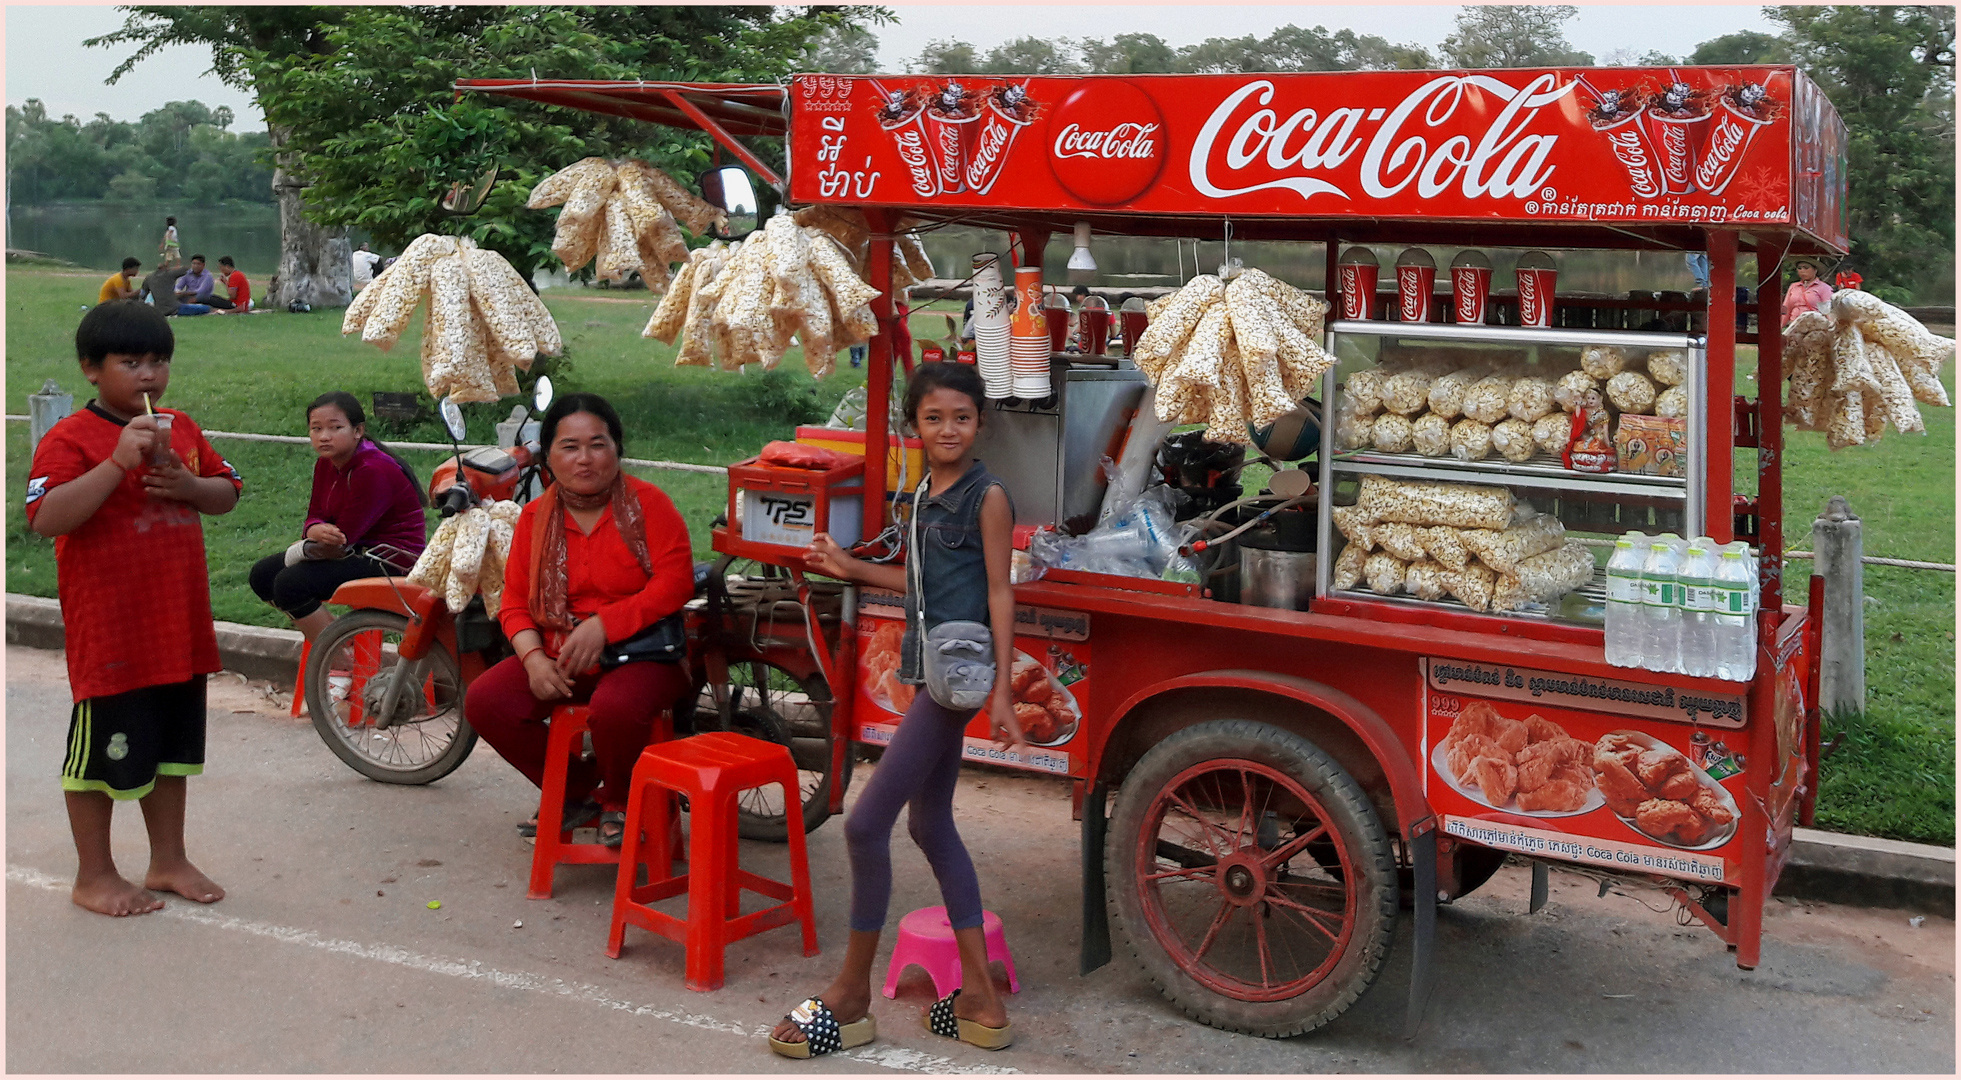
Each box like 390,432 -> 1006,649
768,997 -> 876,1059
923,989 -> 1013,1050
519,801 -> 599,838
599,811 -> 627,848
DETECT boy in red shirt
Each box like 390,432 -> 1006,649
26,301 -> 244,916
214,256 -> 251,313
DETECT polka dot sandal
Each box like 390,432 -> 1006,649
923,989 -> 1014,1051
768,997 -> 876,1059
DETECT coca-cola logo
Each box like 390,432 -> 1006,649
1652,120 -> 1693,183
1695,111 -> 1754,191
892,126 -> 937,198
1189,74 -> 1575,206
1046,81 -> 1166,205
1605,129 -> 1661,199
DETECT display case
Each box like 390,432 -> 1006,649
1315,321 -> 1708,623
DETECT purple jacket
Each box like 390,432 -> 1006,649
305,441 -> 427,567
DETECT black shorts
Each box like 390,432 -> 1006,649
61,676 -> 207,800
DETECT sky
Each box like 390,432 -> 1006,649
6,3 -> 1783,130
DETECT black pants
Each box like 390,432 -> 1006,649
248,552 -> 395,620
205,295 -> 236,310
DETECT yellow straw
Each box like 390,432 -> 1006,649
143,392 -> 154,416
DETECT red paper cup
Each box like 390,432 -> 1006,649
1046,299 -> 1072,353
1594,107 -> 1665,199
924,108 -> 978,196
1643,108 -> 1710,194
1083,307 -> 1111,355
1120,307 -> 1149,356
1516,267 -> 1558,328
1397,265 -> 1436,323
882,106 -> 938,198
1339,263 -> 1378,321
1452,265 -> 1492,325
964,91 -> 1036,195
1694,99 -> 1775,196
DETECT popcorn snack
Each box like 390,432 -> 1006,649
1646,349 -> 1689,387
1370,521 -> 1428,563
1403,559 -> 1449,601
1332,504 -> 1378,549
1381,369 -> 1438,416
1533,412 -> 1573,454
1605,370 -> 1657,415
1334,411 -> 1374,452
1331,542 -> 1368,590
1506,376 -> 1557,422
1426,366 -> 1487,421
1415,525 -> 1472,571
1654,385 -> 1689,419
1342,368 -> 1387,415
1553,369 -> 1598,413
1490,418 -> 1538,462
1448,417 -> 1493,461
1363,551 -> 1408,595
1492,540 -> 1597,612
1412,412 -> 1452,456
1461,512 -> 1566,575
1137,268 -> 1335,441
1372,413 -> 1415,453
1358,475 -> 1516,531
1442,562 -> 1498,612
1461,375 -> 1515,424
653,226 -> 884,376
1580,344 -> 1628,380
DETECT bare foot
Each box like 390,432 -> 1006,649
771,983 -> 870,1045
145,858 -> 225,904
951,988 -> 1009,1031
72,872 -> 164,916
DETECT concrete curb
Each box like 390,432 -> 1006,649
6,592 -> 1954,915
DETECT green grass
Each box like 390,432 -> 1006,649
7,267 -> 1952,842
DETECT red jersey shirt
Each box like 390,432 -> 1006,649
25,403 -> 244,701
225,270 -> 250,310
498,475 -> 695,658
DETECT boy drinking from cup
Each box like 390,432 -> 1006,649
26,301 -> 244,915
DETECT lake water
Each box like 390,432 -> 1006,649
6,204 -> 358,280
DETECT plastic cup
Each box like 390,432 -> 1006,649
149,413 -> 174,468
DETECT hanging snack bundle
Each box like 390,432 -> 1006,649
1134,269 -> 1335,444
1784,291 -> 1954,449
528,157 -> 725,289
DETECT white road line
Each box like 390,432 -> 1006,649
8,865 -> 1014,1075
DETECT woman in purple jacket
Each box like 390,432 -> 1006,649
249,392 -> 428,642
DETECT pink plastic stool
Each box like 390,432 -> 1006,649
882,906 -> 1019,999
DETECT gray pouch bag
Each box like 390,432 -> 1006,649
910,477 -> 995,711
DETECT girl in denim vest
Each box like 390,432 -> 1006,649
769,363 -> 1023,1057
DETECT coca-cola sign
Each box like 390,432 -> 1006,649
787,68 -> 1842,249
1046,81 -> 1166,205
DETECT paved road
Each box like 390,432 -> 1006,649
6,644 -> 1953,1072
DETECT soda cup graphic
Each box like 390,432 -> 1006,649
1514,250 -> 1558,329
871,81 -> 938,198
1395,248 -> 1436,323
923,80 -> 980,196
1643,80 -> 1712,194
1695,84 -> 1778,196
1586,86 -> 1665,199
1450,250 -> 1492,325
964,82 -> 1036,195
1337,247 -> 1379,321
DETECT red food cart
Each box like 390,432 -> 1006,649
462,65 -> 1845,1037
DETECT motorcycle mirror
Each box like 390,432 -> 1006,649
697,165 -> 759,240
440,397 -> 467,442
532,374 -> 554,413
440,166 -> 499,216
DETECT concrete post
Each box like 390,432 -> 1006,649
1811,495 -> 1865,715
28,379 -> 71,451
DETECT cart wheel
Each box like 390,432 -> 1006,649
1105,720 -> 1396,1037
694,656 -> 851,842
304,609 -> 475,785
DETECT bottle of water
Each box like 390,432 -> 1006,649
1677,538 -> 1719,677
1639,533 -> 1685,674
1604,531 -> 1648,667
1712,544 -> 1758,681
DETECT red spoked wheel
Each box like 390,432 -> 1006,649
1106,720 -> 1397,1037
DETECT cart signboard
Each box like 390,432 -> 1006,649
855,590 -> 1091,776
1422,658 -> 1752,885
789,67 -> 1848,249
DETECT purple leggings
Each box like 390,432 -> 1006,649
845,691 -> 984,933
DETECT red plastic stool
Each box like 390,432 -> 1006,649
883,906 -> 1019,999
291,641 -> 310,718
528,704 -> 672,900
607,731 -> 818,991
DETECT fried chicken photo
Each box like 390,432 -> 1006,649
1525,715 -> 1567,743
1635,797 -> 1709,845
1593,756 -> 1649,818
1515,768 -> 1591,813
1473,755 -> 1519,806
1446,732 -> 1508,783
1689,785 -> 1735,828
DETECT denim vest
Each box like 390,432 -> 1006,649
899,460 -> 1011,684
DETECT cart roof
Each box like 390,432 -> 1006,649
459,66 -> 1848,255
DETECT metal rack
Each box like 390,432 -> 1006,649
1315,322 -> 1708,616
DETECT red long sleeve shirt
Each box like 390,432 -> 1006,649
498,475 -> 695,655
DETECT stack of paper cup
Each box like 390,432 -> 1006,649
1009,265 -> 1052,398
969,253 -> 1012,398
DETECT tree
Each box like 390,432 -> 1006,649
912,38 -> 982,74
1176,24 -> 1431,73
980,36 -> 1085,75
1081,33 -> 1178,74
1769,5 -> 1954,297
803,21 -> 881,74
1600,47 -> 1678,66
250,6 -> 877,287
88,7 -> 353,308
5,97 -> 271,206
1688,30 -> 1789,66
1438,6 -> 1593,69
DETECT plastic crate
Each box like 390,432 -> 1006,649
727,455 -> 866,553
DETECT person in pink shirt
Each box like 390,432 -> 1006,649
1781,258 -> 1835,327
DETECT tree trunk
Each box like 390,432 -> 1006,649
267,123 -> 352,310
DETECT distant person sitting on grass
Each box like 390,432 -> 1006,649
204,256 -> 251,313
26,300 -> 244,916
173,255 -> 218,316
248,392 -> 427,644
98,258 -> 141,304
140,256 -> 183,316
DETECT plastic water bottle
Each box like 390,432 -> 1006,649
1676,538 -> 1719,678
1712,544 -> 1758,680
1604,531 -> 1648,667
1639,533 -> 1685,674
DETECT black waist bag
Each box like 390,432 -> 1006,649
598,611 -> 687,669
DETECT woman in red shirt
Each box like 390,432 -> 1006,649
1781,258 -> 1834,327
465,393 -> 696,845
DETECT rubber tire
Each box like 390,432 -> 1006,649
305,609 -> 478,785
711,658 -> 852,843
1105,719 -> 1398,1038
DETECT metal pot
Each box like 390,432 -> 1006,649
1239,546 -> 1317,611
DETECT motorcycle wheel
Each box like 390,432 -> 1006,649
306,609 -> 477,785
692,656 -> 850,841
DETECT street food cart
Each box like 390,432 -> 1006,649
461,65 -> 1846,1036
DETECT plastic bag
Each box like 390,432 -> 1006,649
826,385 -> 869,430
758,440 -> 858,471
